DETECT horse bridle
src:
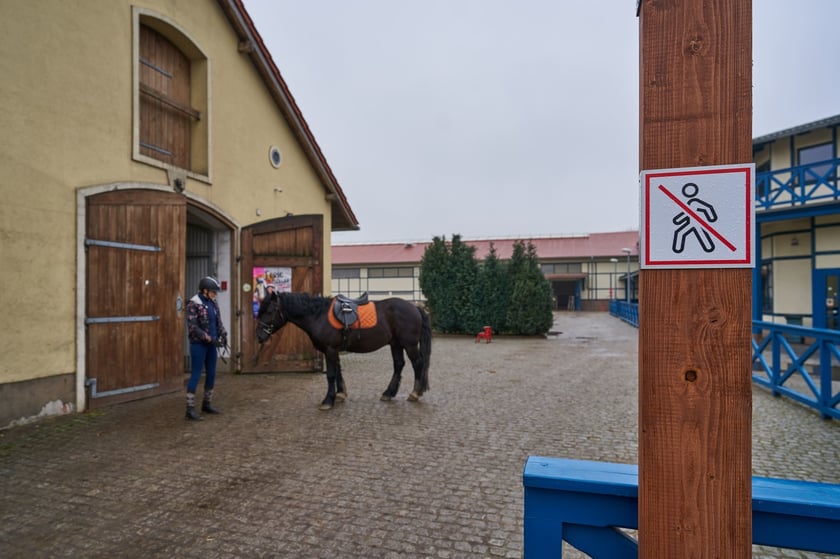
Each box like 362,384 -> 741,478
256,297 -> 284,340
257,320 -> 275,339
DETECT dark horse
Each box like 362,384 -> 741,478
256,292 -> 431,410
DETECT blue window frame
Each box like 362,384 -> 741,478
798,142 -> 834,184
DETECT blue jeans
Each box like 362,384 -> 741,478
188,342 -> 217,394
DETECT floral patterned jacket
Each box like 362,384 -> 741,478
186,293 -> 227,345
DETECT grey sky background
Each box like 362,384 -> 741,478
242,1 -> 840,244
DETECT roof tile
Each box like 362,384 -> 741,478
332,231 -> 640,265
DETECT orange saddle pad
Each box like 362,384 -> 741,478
328,300 -> 378,330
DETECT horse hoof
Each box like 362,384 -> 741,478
335,392 -> 347,402
380,394 -> 392,401
408,391 -> 420,402
318,403 -> 333,411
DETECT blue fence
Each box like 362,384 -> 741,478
609,300 -> 638,327
752,321 -> 840,420
755,158 -> 840,211
523,456 -> 840,558
608,303 -> 840,420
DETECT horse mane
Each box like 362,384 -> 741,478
278,291 -> 331,318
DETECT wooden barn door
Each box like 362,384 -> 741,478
240,215 -> 323,373
85,190 -> 186,407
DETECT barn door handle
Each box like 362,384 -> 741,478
176,294 -> 183,313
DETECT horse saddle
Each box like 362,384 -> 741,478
329,293 -> 376,330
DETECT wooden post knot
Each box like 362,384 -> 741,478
687,36 -> 704,55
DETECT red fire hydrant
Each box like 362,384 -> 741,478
475,325 -> 493,343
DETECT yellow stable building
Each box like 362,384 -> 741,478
0,0 -> 358,428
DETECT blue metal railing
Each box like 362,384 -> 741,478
752,321 -> 840,420
609,300 -> 638,327
523,456 -> 840,558
608,305 -> 839,420
755,158 -> 840,211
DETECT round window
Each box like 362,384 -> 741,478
269,146 -> 282,168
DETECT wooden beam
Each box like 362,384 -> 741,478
638,1 -> 752,558
139,83 -> 202,121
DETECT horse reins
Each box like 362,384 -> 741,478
217,342 -> 231,364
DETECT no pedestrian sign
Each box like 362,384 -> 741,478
640,163 -> 755,269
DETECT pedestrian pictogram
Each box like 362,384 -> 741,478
640,164 -> 755,269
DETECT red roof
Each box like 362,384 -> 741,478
332,231 -> 640,265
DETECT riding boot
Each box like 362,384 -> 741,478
201,389 -> 221,415
185,392 -> 202,420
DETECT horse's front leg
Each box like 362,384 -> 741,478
380,344 -> 405,401
320,351 -> 341,411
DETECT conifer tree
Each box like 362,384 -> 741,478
419,236 -> 456,332
448,235 -> 480,333
421,236 -> 552,336
506,241 -> 554,335
474,243 -> 510,333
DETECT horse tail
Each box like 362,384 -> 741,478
419,306 -> 432,391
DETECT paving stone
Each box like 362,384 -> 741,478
0,313 -> 837,558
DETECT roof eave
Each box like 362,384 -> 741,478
753,113 -> 840,145
217,0 -> 360,232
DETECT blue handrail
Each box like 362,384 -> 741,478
609,300 -> 638,327
608,308 -> 839,420
755,158 -> 840,211
752,321 -> 840,420
523,456 -> 840,558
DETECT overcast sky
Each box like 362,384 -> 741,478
242,1 -> 840,244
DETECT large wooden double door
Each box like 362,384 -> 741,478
84,189 -> 323,407
85,190 -> 185,407
240,215 -> 324,373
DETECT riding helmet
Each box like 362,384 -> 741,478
198,276 -> 222,293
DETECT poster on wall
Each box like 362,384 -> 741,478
252,267 -> 292,317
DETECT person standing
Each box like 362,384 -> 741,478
185,276 -> 227,420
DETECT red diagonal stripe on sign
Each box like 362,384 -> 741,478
658,184 -> 737,251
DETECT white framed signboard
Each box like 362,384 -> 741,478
640,163 -> 755,269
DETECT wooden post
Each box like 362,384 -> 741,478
638,1 -> 752,558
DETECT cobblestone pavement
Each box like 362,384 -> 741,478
1,313 -> 838,558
